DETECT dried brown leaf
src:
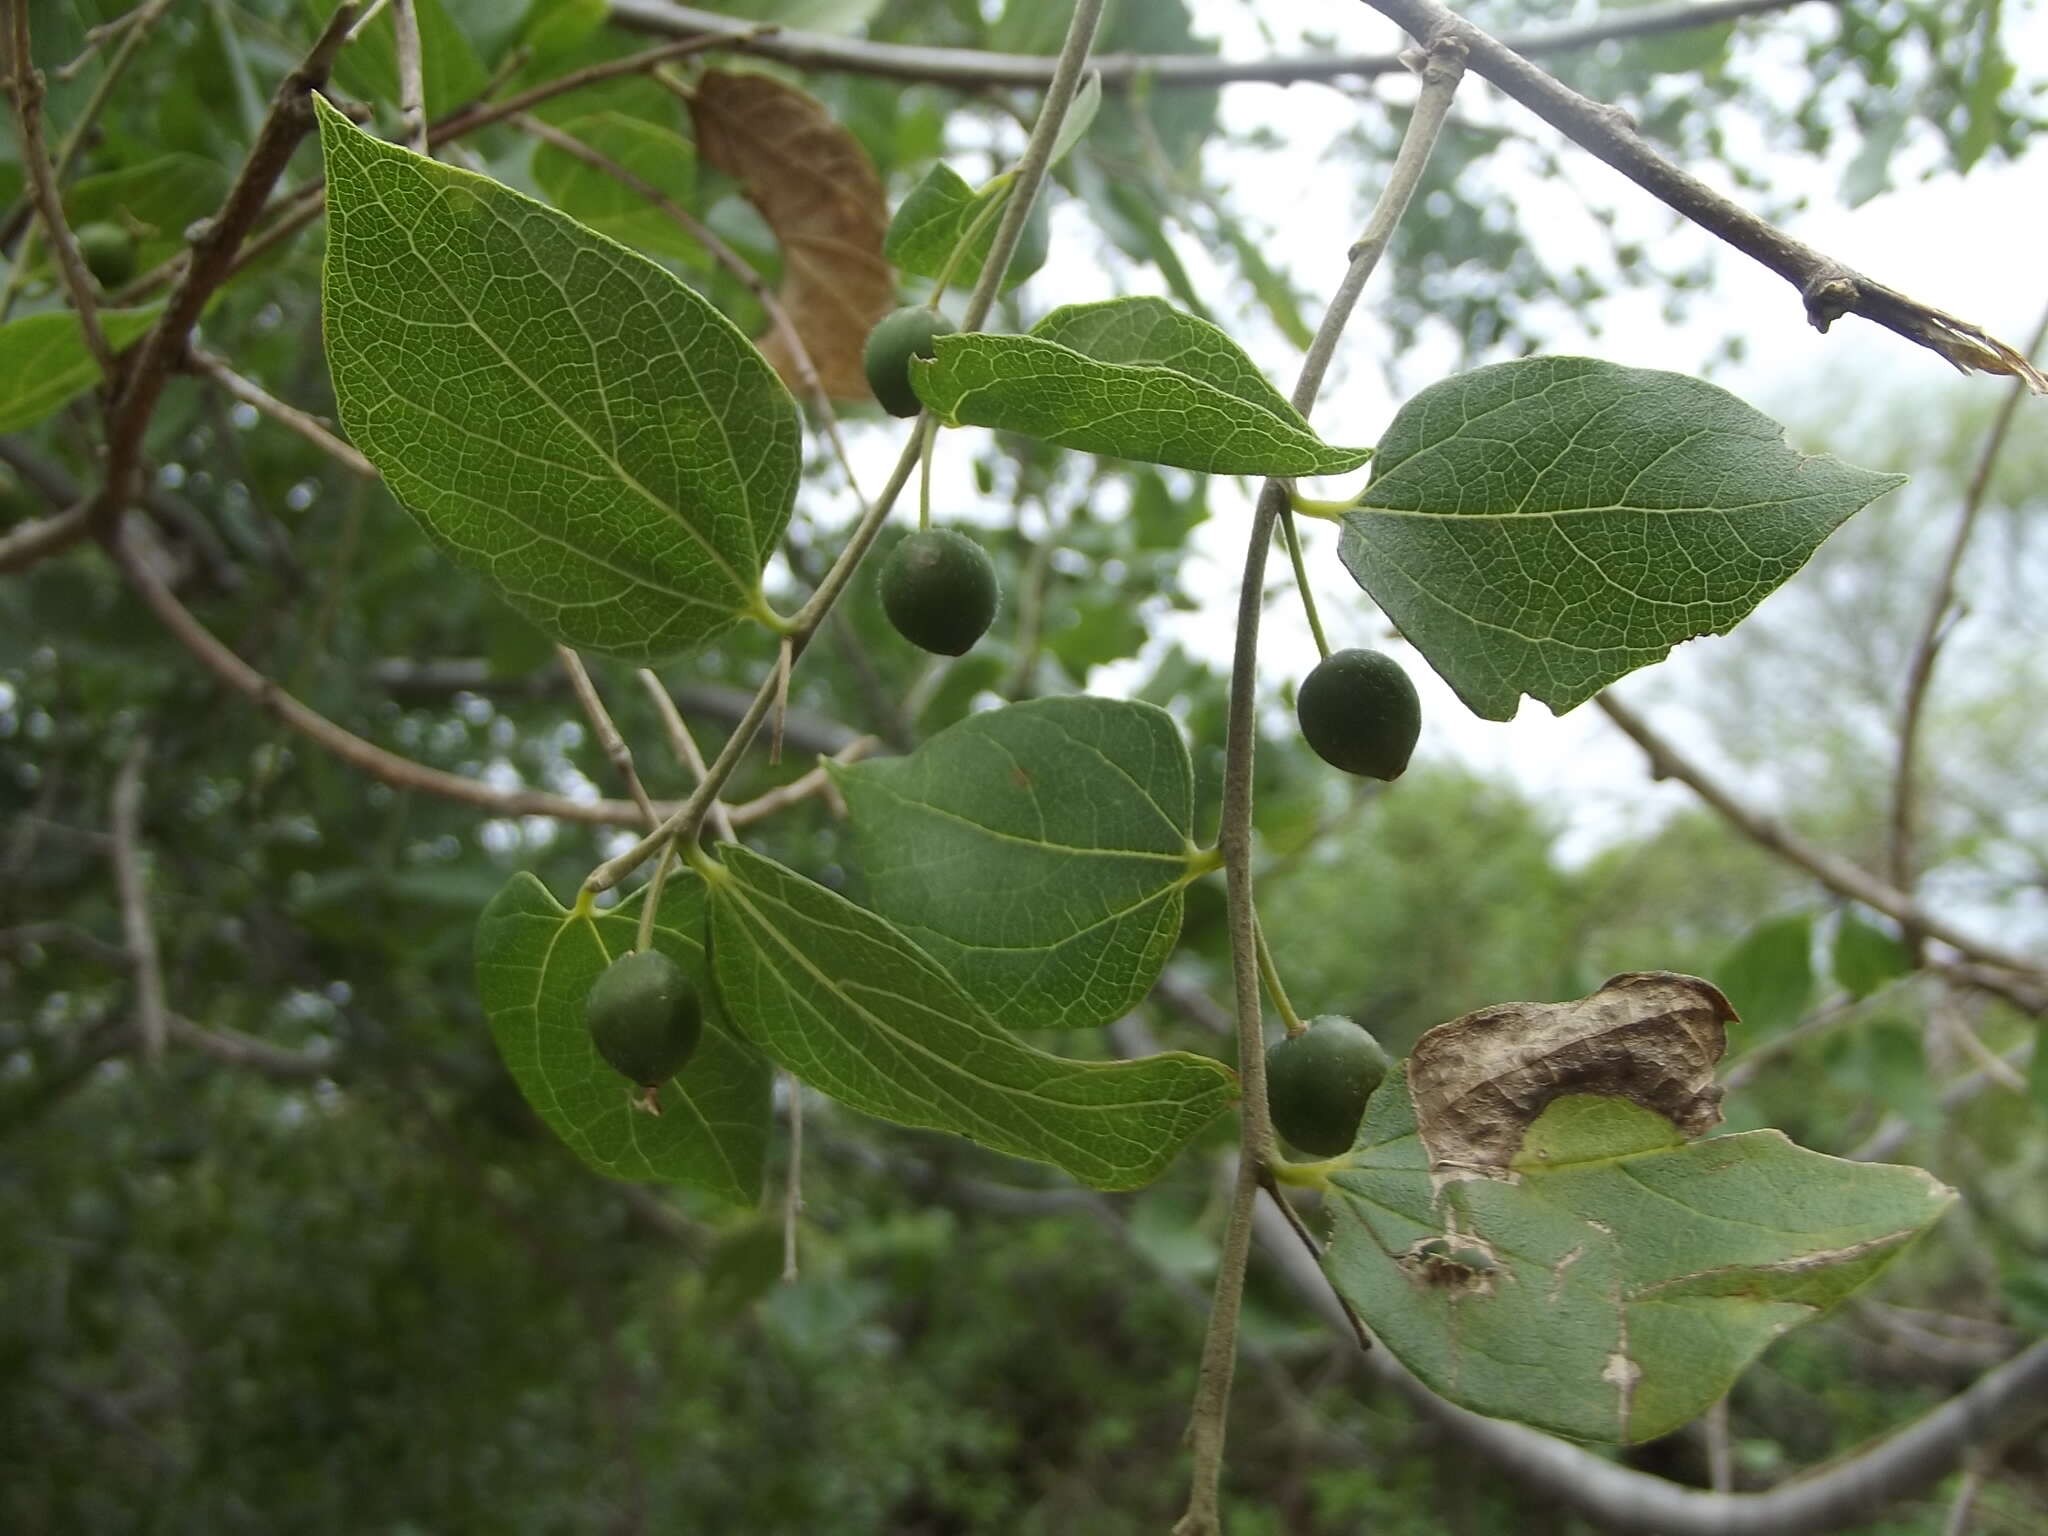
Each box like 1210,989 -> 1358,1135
688,70 -> 894,401
1408,971 -> 1737,1173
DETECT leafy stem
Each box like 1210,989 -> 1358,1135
1172,37 -> 1467,1536
580,0 -> 1109,900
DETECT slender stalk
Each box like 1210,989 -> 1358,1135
636,670 -> 739,845
1173,39 -> 1466,1536
782,1074 -> 803,1281
189,347 -> 379,479
1253,918 -> 1305,1037
109,735 -> 167,1061
634,847 -> 673,952
557,647 -> 660,830
1277,505 -> 1330,660
582,0 -> 1109,899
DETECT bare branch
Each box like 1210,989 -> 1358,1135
1353,0 -> 2045,389
608,0 -> 1810,90
389,0 -> 427,153
166,1013 -> 334,1080
1888,305 -> 2048,943
187,346 -> 379,479
1596,691 -> 2046,981
107,736 -> 167,1060
724,737 -> 878,829
93,1 -> 365,536
4,0 -> 114,371
557,647 -> 660,829
0,921 -> 131,969
0,501 -> 91,572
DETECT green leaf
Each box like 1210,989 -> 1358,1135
0,306 -> 162,434
2029,1023 -> 2048,1120
1325,1076 -> 1953,1444
1048,72 -> 1103,167
475,873 -> 772,1206
1832,909 -> 1912,999
707,846 -> 1236,1190
530,112 -> 703,264
911,297 -> 1370,476
315,97 -> 798,663
882,164 -> 1044,294
830,697 -> 1200,1032
64,153 -> 229,243
1714,913 -> 1814,1037
1338,358 -> 1907,720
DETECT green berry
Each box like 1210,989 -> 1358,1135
863,306 -> 955,417
1265,1015 -> 1391,1157
880,528 -> 999,656
1295,647 -> 1420,781
585,949 -> 702,1088
74,222 -> 134,289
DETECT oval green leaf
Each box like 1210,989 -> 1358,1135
316,96 -> 798,663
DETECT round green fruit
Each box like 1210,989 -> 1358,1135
584,949 -> 703,1087
1295,647 -> 1420,781
1265,1015 -> 1391,1157
863,306 -> 955,417
880,528 -> 999,656
74,222 -> 135,289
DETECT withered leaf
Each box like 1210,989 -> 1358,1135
688,70 -> 894,400
1408,971 -> 1736,1173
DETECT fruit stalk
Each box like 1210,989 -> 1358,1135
1172,38 -> 1468,1536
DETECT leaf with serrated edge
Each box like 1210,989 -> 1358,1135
1339,357 -> 1907,721
708,846 -> 1236,1191
831,697 -> 1199,1032
315,96 -> 797,663
476,872 -> 771,1206
0,307 -> 162,433
910,296 -> 1370,476
1320,973 -> 1953,1444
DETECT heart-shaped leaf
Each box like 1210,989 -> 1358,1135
476,872 -> 771,1206
831,697 -> 1204,1031
1339,358 -> 1907,720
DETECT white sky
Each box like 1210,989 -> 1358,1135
852,0 -> 2047,864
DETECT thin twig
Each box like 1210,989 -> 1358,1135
1354,0 -> 2045,389
187,346 -> 379,479
1596,691 -> 2046,981
1174,35 -> 1467,1536
167,1013 -> 333,1079
1705,1397 -> 1734,1493
108,736 -> 167,1061
4,0 -> 114,372
608,0 -> 1808,90
0,921 -> 132,969
51,0 -> 176,183
92,1 -> 365,538
580,0 -> 1105,898
1887,304 -> 2048,949
556,648 -> 660,830
109,522 -> 680,829
636,670 -> 740,845
725,737 -> 878,828
389,0 -> 427,153
0,502 -> 92,572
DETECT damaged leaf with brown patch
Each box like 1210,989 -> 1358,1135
1409,971 -> 1736,1172
1317,975 -> 1955,1445
688,71 -> 894,400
